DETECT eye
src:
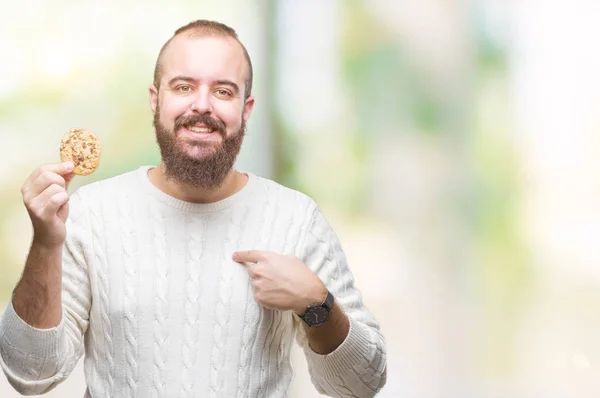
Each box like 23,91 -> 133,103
176,85 -> 193,93
215,89 -> 232,97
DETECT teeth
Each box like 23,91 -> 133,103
188,126 -> 213,133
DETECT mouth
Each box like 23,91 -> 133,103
178,124 -> 222,143
184,124 -> 215,134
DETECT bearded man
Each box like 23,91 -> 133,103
0,20 -> 387,398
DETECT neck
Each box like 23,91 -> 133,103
148,163 -> 248,203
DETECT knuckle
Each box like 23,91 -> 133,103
24,199 -> 35,211
43,185 -> 63,200
44,171 -> 62,185
39,164 -> 54,173
254,292 -> 264,303
49,183 -> 65,193
48,198 -> 62,208
31,206 -> 45,219
49,192 -> 62,204
253,265 -> 264,277
37,172 -> 50,186
262,252 -> 273,260
40,170 -> 53,181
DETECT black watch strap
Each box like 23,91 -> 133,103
322,290 -> 334,311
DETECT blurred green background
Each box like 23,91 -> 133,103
2,0 -> 600,396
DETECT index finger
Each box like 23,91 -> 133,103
232,250 -> 270,264
28,162 -> 75,184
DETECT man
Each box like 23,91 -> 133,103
0,20 -> 387,397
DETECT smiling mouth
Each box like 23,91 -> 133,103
185,126 -> 214,134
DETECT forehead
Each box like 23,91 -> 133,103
160,35 -> 247,87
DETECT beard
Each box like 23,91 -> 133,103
153,108 -> 246,189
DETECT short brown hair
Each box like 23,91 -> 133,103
153,20 -> 253,100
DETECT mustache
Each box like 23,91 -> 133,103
174,114 -> 226,135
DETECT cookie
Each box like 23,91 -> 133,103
59,128 -> 102,176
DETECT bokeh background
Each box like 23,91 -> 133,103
2,0 -> 600,396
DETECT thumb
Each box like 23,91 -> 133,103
64,172 -> 76,191
60,162 -> 76,191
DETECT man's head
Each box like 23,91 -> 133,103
150,20 -> 255,189
153,20 -> 253,100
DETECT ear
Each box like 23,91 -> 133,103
149,85 -> 159,114
242,96 -> 255,123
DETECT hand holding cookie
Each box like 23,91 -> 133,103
21,128 -> 101,248
22,162 -> 75,248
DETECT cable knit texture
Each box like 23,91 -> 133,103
0,166 -> 386,397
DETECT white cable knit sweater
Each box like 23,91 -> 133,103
0,166 -> 386,397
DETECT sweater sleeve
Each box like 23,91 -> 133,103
295,205 -> 387,397
0,190 -> 92,395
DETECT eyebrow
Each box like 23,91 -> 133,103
215,80 -> 239,94
167,76 -> 195,86
167,76 -> 239,94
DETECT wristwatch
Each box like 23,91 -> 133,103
298,290 -> 334,327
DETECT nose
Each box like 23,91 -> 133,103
190,88 -> 213,114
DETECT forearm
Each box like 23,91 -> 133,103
12,240 -> 63,328
304,302 -> 350,354
298,206 -> 387,396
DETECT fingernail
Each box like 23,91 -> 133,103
232,253 -> 238,261
64,162 -> 74,171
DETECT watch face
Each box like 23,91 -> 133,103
305,306 -> 329,326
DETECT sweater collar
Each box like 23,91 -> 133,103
136,165 -> 261,213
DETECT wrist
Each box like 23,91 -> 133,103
32,236 -> 64,252
296,290 -> 335,327
26,240 -> 63,276
295,282 -> 328,316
